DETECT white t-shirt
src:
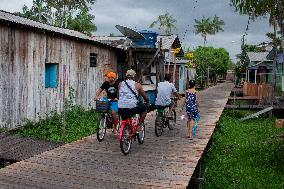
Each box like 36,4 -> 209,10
118,80 -> 138,109
155,81 -> 177,106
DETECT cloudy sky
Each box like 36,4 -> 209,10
0,0 -> 272,62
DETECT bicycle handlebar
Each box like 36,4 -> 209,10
96,98 -> 118,102
170,97 -> 179,101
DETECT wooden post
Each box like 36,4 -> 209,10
167,51 -> 172,74
128,48 -> 133,68
201,72 -> 203,88
173,53 -> 177,84
157,38 -> 163,85
207,66 -> 210,87
248,70 -> 250,83
62,64 -> 67,137
254,70 -> 257,84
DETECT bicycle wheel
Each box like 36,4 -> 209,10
97,114 -> 107,142
111,114 -> 120,133
155,112 -> 163,137
120,124 -> 132,155
106,114 -> 113,129
167,110 -> 176,130
137,123 -> 145,144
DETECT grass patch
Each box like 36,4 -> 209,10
12,106 -> 99,143
0,128 -> 8,133
202,110 -> 284,189
226,99 -> 257,105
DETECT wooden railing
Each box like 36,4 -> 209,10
243,82 -> 272,100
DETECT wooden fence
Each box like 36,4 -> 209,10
243,82 -> 272,100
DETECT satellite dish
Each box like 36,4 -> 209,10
115,25 -> 145,40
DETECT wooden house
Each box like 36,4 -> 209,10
0,10 -> 121,128
158,35 -> 188,93
95,31 -> 164,104
246,52 -> 273,84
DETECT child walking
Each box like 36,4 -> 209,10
180,80 -> 200,140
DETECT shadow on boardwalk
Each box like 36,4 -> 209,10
0,133 -> 63,164
0,82 -> 234,189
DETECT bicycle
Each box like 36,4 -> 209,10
154,97 -> 177,137
95,99 -> 120,142
119,114 -> 145,155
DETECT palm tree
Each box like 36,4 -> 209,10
230,0 -> 280,19
22,0 -> 48,23
150,12 -> 177,35
194,17 -> 213,46
194,16 -> 225,46
212,15 -> 225,33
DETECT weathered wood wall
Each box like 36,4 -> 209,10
0,24 -> 117,128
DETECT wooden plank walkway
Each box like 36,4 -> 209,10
0,134 -> 63,162
0,82 -> 234,189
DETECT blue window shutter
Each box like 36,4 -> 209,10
49,64 -> 58,88
45,65 -> 50,87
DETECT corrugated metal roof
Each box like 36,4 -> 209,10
0,10 -> 114,48
94,34 -> 181,51
248,62 -> 273,69
156,35 -> 177,50
93,36 -> 128,49
247,52 -> 271,62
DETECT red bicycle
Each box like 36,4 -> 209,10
119,114 -> 145,155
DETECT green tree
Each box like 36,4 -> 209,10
231,0 -> 283,96
20,0 -> 97,36
22,0 -> 48,23
194,17 -> 213,46
193,46 -> 230,83
230,0 -> 283,24
266,32 -> 282,47
67,7 -> 97,36
235,44 -> 260,84
230,0 -> 283,50
194,15 -> 225,86
194,15 -> 225,45
236,44 -> 260,67
149,12 -> 177,35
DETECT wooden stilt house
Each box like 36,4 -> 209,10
0,10 -> 121,128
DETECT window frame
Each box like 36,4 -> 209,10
45,63 -> 59,88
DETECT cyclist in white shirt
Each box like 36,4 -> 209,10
155,74 -> 179,115
118,69 -> 149,128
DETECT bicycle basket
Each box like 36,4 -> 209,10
95,100 -> 110,113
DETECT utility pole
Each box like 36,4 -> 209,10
241,34 -> 245,49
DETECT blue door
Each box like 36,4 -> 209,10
179,65 -> 185,93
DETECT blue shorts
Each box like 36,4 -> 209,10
110,101 -> 118,112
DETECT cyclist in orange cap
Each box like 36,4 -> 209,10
95,71 -> 120,133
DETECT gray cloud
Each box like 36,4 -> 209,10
94,0 -> 272,62
0,0 -> 273,62
0,0 -> 32,12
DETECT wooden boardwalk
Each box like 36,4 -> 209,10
0,82 -> 234,189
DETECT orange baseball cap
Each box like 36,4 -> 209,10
106,72 -> 117,79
